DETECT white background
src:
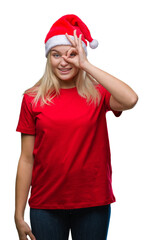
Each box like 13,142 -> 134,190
0,0 -> 153,239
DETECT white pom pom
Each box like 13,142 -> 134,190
89,39 -> 99,49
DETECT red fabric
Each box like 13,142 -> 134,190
16,84 -> 122,209
44,14 -> 89,45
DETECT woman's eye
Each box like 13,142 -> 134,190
53,54 -> 60,57
70,53 -> 76,56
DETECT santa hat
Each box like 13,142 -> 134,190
44,14 -> 99,57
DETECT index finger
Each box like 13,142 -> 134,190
65,33 -> 76,47
79,34 -> 82,47
67,47 -> 78,58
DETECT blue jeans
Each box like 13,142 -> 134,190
30,204 -> 111,240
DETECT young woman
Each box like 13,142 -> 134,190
14,14 -> 138,240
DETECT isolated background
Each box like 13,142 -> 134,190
1,0 -> 152,239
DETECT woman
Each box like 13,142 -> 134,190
14,14 -> 138,240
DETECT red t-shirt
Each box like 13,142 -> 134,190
16,84 -> 122,209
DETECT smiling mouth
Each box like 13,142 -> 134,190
58,68 -> 72,73
59,68 -> 72,71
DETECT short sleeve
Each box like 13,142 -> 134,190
104,87 -> 122,117
96,84 -> 122,117
16,94 -> 36,134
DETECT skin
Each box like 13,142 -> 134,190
50,45 -> 80,88
50,30 -> 88,89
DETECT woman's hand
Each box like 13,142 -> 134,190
63,29 -> 89,69
15,218 -> 36,240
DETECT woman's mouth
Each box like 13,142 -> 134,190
58,68 -> 72,74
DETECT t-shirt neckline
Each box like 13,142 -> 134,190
60,86 -> 77,90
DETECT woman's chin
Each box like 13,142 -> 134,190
56,73 -> 77,81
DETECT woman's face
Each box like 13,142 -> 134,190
50,45 -> 79,87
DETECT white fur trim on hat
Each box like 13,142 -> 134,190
89,39 -> 99,49
45,35 -> 88,57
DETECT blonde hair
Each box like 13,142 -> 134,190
23,51 -> 101,107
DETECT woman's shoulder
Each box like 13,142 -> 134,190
23,87 -> 38,100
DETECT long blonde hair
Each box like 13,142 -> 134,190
23,51 -> 101,107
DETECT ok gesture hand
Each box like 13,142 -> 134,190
63,30 -> 88,69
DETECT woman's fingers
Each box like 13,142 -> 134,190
65,30 -> 80,47
28,230 -> 36,240
78,33 -> 83,49
67,47 -> 78,58
65,33 -> 75,46
62,47 -> 77,64
73,29 -> 78,45
15,219 -> 36,240
64,30 -> 84,68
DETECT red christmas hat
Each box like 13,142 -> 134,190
44,14 -> 98,57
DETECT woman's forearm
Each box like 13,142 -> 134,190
14,157 -> 34,221
82,61 -> 138,108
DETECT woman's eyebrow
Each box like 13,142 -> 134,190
51,50 -> 69,54
51,50 -> 60,53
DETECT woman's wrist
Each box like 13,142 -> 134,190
14,211 -> 24,222
80,60 -> 92,71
